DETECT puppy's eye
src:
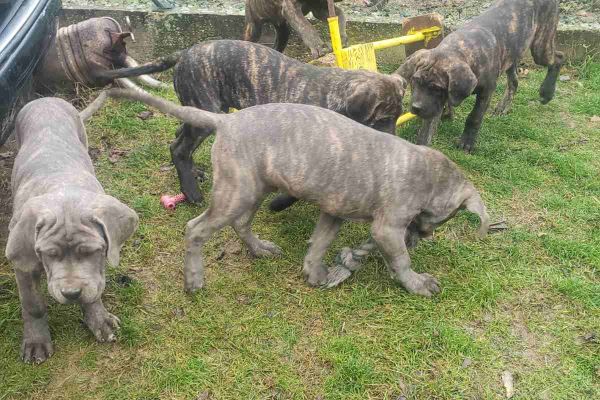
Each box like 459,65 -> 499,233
45,248 -> 59,257
77,246 -> 101,256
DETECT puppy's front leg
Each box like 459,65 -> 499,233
416,111 -> 442,146
303,212 -> 343,287
458,88 -> 493,153
371,220 -> 440,297
281,0 -> 329,58
82,299 -> 120,343
15,268 -> 53,363
312,5 -> 348,47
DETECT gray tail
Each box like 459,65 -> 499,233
105,88 -> 221,131
96,51 -> 182,80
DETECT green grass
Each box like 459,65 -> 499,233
0,62 -> 599,400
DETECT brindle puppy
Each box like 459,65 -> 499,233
244,0 -> 348,58
98,40 -> 407,207
103,88 -> 490,298
397,0 -> 564,152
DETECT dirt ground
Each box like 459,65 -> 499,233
64,0 -> 600,30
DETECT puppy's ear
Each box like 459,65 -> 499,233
345,82 -> 378,122
395,49 -> 430,80
447,62 -> 477,106
463,191 -> 490,239
92,195 -> 138,267
6,199 -> 53,267
389,74 -> 408,98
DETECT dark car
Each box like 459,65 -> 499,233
0,0 -> 61,145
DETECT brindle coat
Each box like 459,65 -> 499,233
98,40 -> 407,206
397,0 -> 564,152
104,88 -> 490,298
244,0 -> 348,58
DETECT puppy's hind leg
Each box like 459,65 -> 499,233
233,203 -> 282,258
303,212 -> 343,287
538,51 -> 564,104
493,63 -> 518,116
371,217 -> 440,297
15,269 -> 53,363
170,123 -> 212,204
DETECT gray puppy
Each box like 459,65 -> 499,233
397,0 -> 563,152
5,98 -> 138,363
105,88 -> 490,298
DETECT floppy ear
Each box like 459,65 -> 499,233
463,192 -> 490,239
389,74 -> 407,98
345,82 -> 378,122
5,200 -> 53,269
395,49 -> 430,80
447,62 -> 478,106
92,195 -> 139,267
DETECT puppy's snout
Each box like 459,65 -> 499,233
411,104 -> 424,116
60,287 -> 82,300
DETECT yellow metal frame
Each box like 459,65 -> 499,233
327,18 -> 442,127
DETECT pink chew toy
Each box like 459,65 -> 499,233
160,193 -> 187,210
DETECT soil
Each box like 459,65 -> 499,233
63,0 -> 600,30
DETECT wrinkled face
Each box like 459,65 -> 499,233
36,224 -> 108,305
409,69 -> 448,120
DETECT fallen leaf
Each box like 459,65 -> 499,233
462,357 -> 473,368
559,75 -> 571,82
137,110 -> 154,120
590,115 -> 600,123
489,220 -> 509,232
195,391 -> 210,400
159,164 -> 174,172
108,149 -> 128,163
0,151 -> 14,159
502,370 -> 515,399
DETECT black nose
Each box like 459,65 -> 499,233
60,287 -> 82,300
411,105 -> 423,115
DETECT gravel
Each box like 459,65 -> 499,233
62,0 -> 600,30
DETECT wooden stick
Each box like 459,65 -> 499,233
327,0 -> 336,18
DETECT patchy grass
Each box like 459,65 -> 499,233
1,62 -> 599,400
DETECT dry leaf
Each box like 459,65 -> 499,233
137,110 -> 154,120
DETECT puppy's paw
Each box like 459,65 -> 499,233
492,105 -> 510,116
21,338 -> 54,364
85,310 -> 121,343
310,42 -> 332,59
400,272 -> 441,297
249,240 -> 282,258
456,138 -> 476,153
184,277 -> 204,294
182,187 -> 204,205
303,263 -> 329,287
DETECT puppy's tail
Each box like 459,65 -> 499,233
463,189 -> 490,239
105,88 -> 222,131
96,51 -> 183,80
